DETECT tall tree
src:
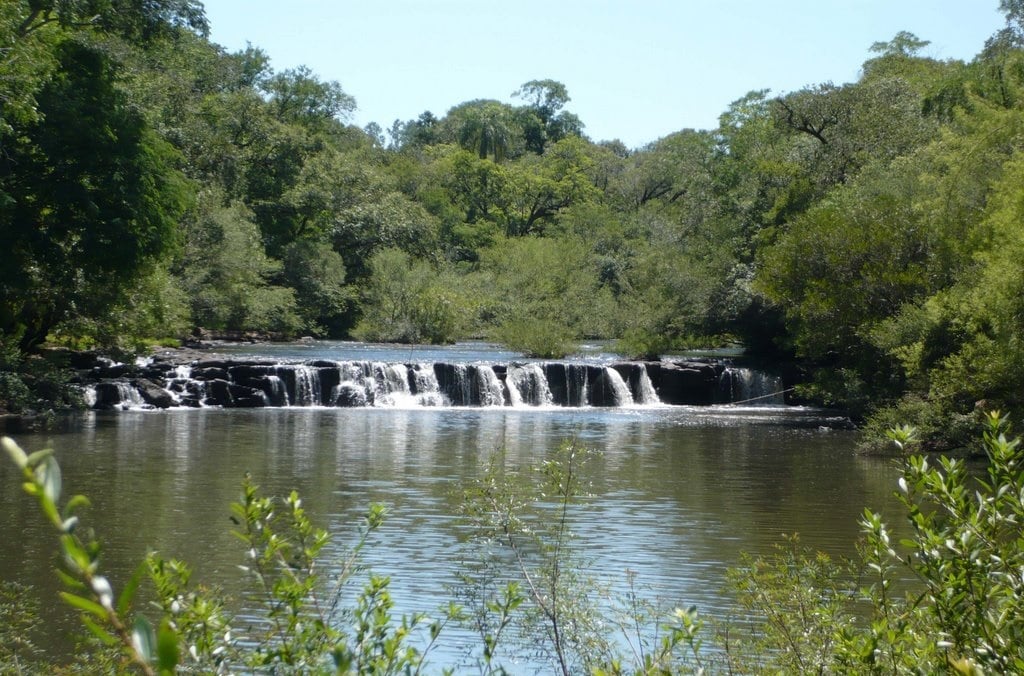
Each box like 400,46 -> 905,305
0,39 -> 189,350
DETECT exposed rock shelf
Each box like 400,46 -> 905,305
80,355 -> 786,410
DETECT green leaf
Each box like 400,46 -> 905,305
1,437 -> 28,469
36,455 -> 62,507
59,591 -> 108,619
63,494 -> 91,518
25,448 -> 54,468
132,616 -> 156,663
117,560 -> 148,616
81,615 -> 119,647
54,571 -> 86,594
156,619 -> 179,673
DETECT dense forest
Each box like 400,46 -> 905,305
3,0 -> 1024,445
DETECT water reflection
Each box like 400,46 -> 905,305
0,407 -> 906,666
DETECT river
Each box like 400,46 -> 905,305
0,342 -> 906,671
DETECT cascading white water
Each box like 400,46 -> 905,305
603,367 -> 634,406
411,364 -> 445,406
263,375 -> 287,406
111,356 -> 787,410
507,364 -> 553,406
476,366 -> 506,406
635,367 -> 660,405
292,366 -> 321,406
164,364 -> 205,405
115,382 -> 145,409
725,367 -> 785,405
376,363 -> 414,406
81,384 -> 97,408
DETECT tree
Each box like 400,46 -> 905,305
0,38 -> 189,351
869,30 -> 930,57
353,249 -> 467,344
176,197 -> 302,335
512,79 -> 582,153
263,65 -> 355,130
447,99 -> 519,162
503,136 -> 601,236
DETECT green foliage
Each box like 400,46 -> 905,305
0,37 -> 190,352
492,319 -> 577,360
353,249 -> 469,344
0,337 -> 82,414
473,235 -> 615,356
177,197 -> 303,336
726,536 -> 857,673
0,581 -> 42,673
726,414 -> 1024,673
280,240 -> 352,336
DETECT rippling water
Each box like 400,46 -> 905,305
0,344 -> 907,671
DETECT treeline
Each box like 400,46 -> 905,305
3,1 -> 1024,443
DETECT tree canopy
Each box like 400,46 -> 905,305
5,0 -> 1024,445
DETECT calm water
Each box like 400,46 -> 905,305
0,343 -> 907,670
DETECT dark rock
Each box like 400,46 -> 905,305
228,364 -> 275,381
134,379 -> 174,409
68,351 -> 104,370
191,367 -> 229,381
92,363 -> 134,379
317,367 -> 341,403
204,379 -> 233,407
586,366 -> 620,407
227,383 -> 266,407
653,361 -> 722,405
93,382 -> 126,409
334,383 -> 368,407
543,363 -> 569,405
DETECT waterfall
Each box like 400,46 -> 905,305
115,382 -> 145,409
109,356 -> 790,410
374,363 -> 417,406
722,367 -> 785,405
293,366 -> 321,406
507,364 -> 553,406
635,366 -> 660,405
164,365 -> 205,406
603,367 -> 634,406
262,375 -> 288,406
81,384 -> 97,408
411,363 -> 445,406
476,366 -> 506,406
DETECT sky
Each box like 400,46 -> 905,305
202,1 -> 1007,149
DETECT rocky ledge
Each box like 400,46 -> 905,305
73,351 -> 782,410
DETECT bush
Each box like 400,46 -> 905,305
0,337 -> 83,415
353,248 -> 469,344
492,317 -> 576,359
726,413 -> 1024,673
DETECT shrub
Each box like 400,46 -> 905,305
726,413 -> 1024,673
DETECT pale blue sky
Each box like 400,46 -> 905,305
203,1 -> 1006,149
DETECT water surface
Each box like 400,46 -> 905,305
0,343 -> 904,669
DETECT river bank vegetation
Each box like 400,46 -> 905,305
4,1 -> 1024,444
